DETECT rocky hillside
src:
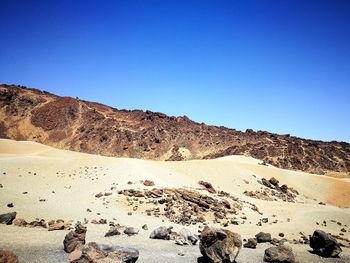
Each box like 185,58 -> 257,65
0,84 -> 349,176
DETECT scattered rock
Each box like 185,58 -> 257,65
310,230 -> 342,257
243,238 -> 257,249
95,192 -> 103,198
143,180 -> 155,186
68,242 -> 139,263
269,177 -> 279,187
174,228 -> 198,246
264,245 -> 295,263
142,224 -> 148,230
124,227 -> 139,236
256,232 -> 272,243
0,212 -> 16,225
13,218 -> 28,227
64,222 -> 87,253
198,181 -> 216,193
48,222 -> 68,231
105,226 -> 121,237
0,249 -> 18,263
150,226 -> 172,240
7,203 -> 14,208
28,219 -> 47,228
199,226 -> 242,263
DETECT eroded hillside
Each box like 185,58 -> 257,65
0,84 -> 349,176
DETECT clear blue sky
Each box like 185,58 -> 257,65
1,0 -> 349,142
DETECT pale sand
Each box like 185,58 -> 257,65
0,139 -> 349,262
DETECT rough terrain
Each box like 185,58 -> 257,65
1,84 -> 350,176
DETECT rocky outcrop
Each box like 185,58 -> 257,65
64,222 -> 87,253
0,212 -> 16,225
264,245 -> 295,263
310,230 -> 342,257
1,84 -> 349,176
199,226 -> 242,263
118,187 -> 244,226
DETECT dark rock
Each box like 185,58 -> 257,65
63,222 -> 87,253
264,245 -> 295,263
269,177 -> 279,187
310,230 -> 342,257
124,227 -> 139,236
105,226 -> 121,237
256,232 -> 272,243
142,224 -> 148,230
199,226 -> 242,263
0,212 -> 16,225
149,226 -> 172,240
198,181 -> 216,193
243,238 -> 257,249
7,203 -> 14,208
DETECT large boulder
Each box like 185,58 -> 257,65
149,226 -> 172,240
69,242 -> 139,263
310,230 -> 342,257
264,245 -> 295,263
199,226 -> 242,263
256,232 -> 272,243
64,222 -> 87,253
0,212 -> 16,225
0,249 -> 19,263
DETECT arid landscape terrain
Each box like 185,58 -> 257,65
1,84 -> 350,178
0,138 -> 349,262
1,85 -> 350,263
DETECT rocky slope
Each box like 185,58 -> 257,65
0,84 -> 349,176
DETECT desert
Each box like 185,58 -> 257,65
1,138 -> 349,262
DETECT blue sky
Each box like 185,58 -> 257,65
1,0 -> 349,142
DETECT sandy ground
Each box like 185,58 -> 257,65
0,139 -> 350,262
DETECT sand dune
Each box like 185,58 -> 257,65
0,139 -> 349,262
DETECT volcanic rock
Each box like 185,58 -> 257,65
12,218 -> 28,227
105,226 -> 121,237
149,226 -> 172,240
0,249 -> 18,263
64,222 -> 87,253
243,238 -> 257,249
256,232 -> 272,243
310,230 -> 342,257
199,226 -> 242,263
124,227 -> 139,236
264,245 -> 295,263
0,212 -> 16,225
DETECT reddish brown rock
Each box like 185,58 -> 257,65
1,84 -> 349,176
0,249 -> 18,263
